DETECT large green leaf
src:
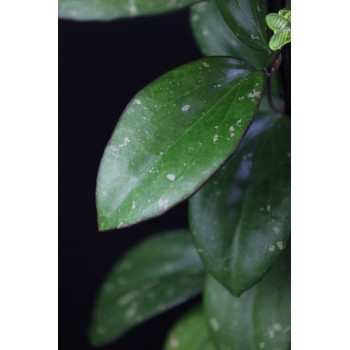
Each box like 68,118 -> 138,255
89,230 -> 205,346
58,0 -> 198,21
190,0 -> 271,69
216,0 -> 270,52
189,115 -> 290,296
205,245 -> 291,350
97,57 -> 265,231
163,305 -> 216,350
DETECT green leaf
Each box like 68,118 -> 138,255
266,13 -> 291,51
189,115 -> 291,296
216,0 -> 270,52
205,245 -> 291,350
89,230 -> 205,346
278,9 -> 291,21
266,13 -> 291,33
58,0 -> 198,21
268,31 -> 291,51
190,0 -> 271,69
163,305 -> 216,350
97,57 -> 265,231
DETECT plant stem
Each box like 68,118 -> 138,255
265,50 -> 281,77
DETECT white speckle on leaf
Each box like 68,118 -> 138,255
273,323 -> 282,331
251,34 -> 259,40
229,126 -> 235,132
132,201 -> 136,210
126,303 -> 138,319
213,135 -> 219,143
210,318 -> 220,331
158,199 -> 169,209
128,0 -> 138,15
119,137 -> 130,148
117,222 -> 126,229
215,125 -> 219,129
134,99 -> 141,105
269,245 -> 275,252
248,89 -> 262,99
167,174 -> 176,181
255,82 -> 260,87
181,104 -> 191,112
102,191 -> 107,197
192,14 -> 199,21
118,291 -> 137,306
170,337 -> 179,348
277,241 -> 284,250
230,133 -> 235,137
236,119 -> 242,125
273,226 -> 280,234
266,204 -> 271,212
259,343 -> 265,349
203,62 -> 210,67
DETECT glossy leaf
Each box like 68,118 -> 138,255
216,0 -> 270,52
205,245 -> 291,350
190,0 -> 271,69
190,115 -> 291,296
97,57 -> 265,231
58,0 -> 198,21
89,230 -> 205,346
266,13 -> 291,51
163,305 -> 216,350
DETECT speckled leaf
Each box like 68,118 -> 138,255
163,305 -> 216,350
97,57 -> 265,231
58,0 -> 198,21
190,0 -> 271,69
89,230 -> 205,346
216,0 -> 269,52
205,245 -> 291,350
190,115 -> 290,296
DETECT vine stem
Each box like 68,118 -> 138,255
264,50 -> 283,114
264,50 -> 282,77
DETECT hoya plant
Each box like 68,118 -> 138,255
59,0 -> 291,349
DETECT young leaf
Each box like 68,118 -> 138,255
58,0 -> 198,21
216,0 -> 270,52
89,230 -> 205,346
205,245 -> 291,350
278,9 -> 291,22
266,12 -> 291,51
97,57 -> 265,231
163,305 -> 216,350
189,115 -> 291,296
190,0 -> 271,69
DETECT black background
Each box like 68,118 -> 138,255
59,8 -> 203,350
